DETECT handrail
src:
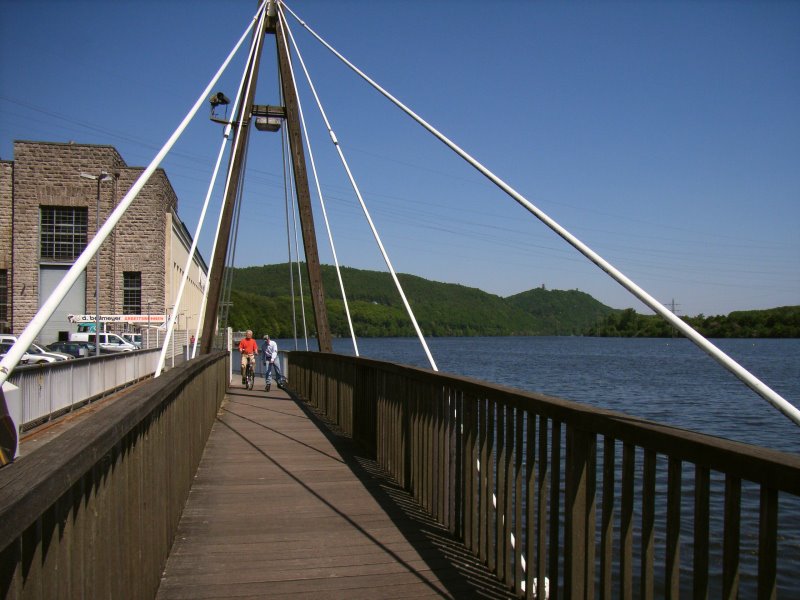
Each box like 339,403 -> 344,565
0,351 -> 228,598
288,351 -> 800,598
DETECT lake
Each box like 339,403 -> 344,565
278,336 -> 799,454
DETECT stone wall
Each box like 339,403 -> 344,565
8,141 -> 179,336
0,161 -> 12,330
0,161 -> 12,271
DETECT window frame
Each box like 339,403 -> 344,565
122,271 -> 142,315
39,206 -> 89,263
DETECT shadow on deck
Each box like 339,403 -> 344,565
156,383 -> 515,599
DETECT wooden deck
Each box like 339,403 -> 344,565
156,382 -> 515,599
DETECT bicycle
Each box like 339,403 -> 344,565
244,355 -> 255,390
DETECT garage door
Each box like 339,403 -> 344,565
38,266 -> 86,345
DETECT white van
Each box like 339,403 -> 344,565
69,332 -> 137,352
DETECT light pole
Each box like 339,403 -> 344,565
80,171 -> 112,357
146,301 -> 151,349
169,306 -> 175,368
184,312 -> 194,360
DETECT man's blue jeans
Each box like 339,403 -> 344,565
264,360 -> 283,384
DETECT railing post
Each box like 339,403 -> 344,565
723,475 -> 742,599
693,465 -> 711,599
565,425 -> 596,600
757,486 -> 778,600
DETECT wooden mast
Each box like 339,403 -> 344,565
200,8 -> 270,354
273,12 -> 333,352
202,2 -> 332,353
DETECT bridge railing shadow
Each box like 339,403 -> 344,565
288,350 -> 800,599
0,351 -> 228,599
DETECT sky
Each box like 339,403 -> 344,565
1,0 -> 798,318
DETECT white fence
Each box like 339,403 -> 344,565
8,345 -> 188,431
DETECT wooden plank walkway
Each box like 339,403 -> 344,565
156,381 -> 516,599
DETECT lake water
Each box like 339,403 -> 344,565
285,336 -> 800,454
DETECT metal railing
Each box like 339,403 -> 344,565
8,344 -> 190,431
288,351 -> 800,599
0,351 -> 229,599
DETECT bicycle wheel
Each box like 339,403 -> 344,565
247,365 -> 254,390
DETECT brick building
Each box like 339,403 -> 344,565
0,141 -> 208,345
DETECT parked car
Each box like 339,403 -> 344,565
18,344 -> 60,364
30,342 -> 73,361
1,336 -> 70,362
47,341 -> 92,359
69,332 -> 137,352
0,341 -> 30,365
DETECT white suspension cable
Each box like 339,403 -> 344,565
0,3 -> 267,386
158,2 -> 269,374
279,5 -> 437,371
278,9 -> 358,356
178,135 -> 227,364
222,137 -> 252,328
281,1 -> 799,425
280,110 -> 300,349
185,125 -> 231,360
286,132 -> 310,350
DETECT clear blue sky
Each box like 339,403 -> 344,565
1,0 -> 798,317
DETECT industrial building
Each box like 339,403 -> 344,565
0,141 -> 207,344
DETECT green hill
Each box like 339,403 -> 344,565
506,287 -> 618,335
227,263 -> 619,338
585,305 -> 800,338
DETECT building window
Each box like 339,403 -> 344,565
0,270 -> 8,331
123,272 -> 142,315
40,206 -> 88,262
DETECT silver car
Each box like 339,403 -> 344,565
30,342 -> 73,361
0,341 -> 30,365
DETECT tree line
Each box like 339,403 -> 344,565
226,263 -> 799,339
584,306 -> 800,338
226,264 -> 616,337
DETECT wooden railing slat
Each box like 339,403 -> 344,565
549,421 -> 562,600
536,417 -> 549,600
515,406 -> 524,594
757,486 -> 778,600
621,443 -> 635,600
693,465 -> 711,600
723,475 -> 742,600
640,449 -> 656,600
490,399 -> 499,573
666,458 -> 682,600
495,398 -> 508,580
525,412 -> 536,599
600,437 -> 615,600
503,403 -> 514,585
479,396 -> 490,565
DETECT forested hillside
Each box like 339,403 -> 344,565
227,264 -> 796,338
228,263 -> 618,337
584,306 -> 800,338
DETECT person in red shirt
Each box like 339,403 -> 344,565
238,330 -> 259,385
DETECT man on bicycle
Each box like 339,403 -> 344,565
238,330 -> 259,385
